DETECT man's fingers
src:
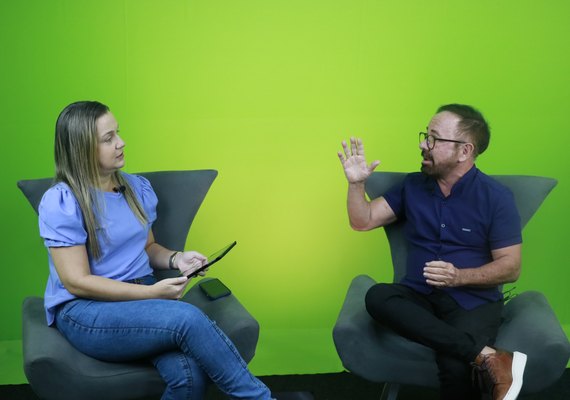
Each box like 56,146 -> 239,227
341,140 -> 351,158
369,160 -> 381,172
424,266 -> 454,283
341,137 -> 369,162
350,137 -> 358,156
425,277 -> 448,287
356,138 -> 365,155
424,269 -> 446,280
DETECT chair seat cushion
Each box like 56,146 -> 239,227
22,277 -> 260,400
333,275 -> 439,388
333,276 -> 570,394
23,297 -> 164,400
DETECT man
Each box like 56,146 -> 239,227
337,104 -> 527,400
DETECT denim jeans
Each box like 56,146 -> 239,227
55,276 -> 272,400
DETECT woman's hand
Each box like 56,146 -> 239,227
152,276 -> 191,300
176,251 -> 208,278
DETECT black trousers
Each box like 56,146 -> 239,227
365,283 -> 503,400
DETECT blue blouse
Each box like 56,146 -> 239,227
383,166 -> 522,310
38,173 -> 158,325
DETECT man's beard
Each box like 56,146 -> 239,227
421,163 -> 439,177
420,151 -> 456,179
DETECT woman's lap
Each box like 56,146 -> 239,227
55,298 -> 208,362
55,297 -> 272,399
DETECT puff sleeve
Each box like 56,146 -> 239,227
38,184 -> 87,248
129,174 -> 158,224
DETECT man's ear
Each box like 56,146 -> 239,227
459,142 -> 475,162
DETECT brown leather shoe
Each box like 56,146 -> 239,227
472,349 -> 527,400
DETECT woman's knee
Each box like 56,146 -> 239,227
168,301 -> 219,338
167,300 -> 209,323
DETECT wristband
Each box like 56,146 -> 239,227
168,251 -> 180,270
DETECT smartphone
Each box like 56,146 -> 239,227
199,278 -> 232,300
186,241 -> 237,278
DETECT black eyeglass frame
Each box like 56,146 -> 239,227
419,132 -> 468,150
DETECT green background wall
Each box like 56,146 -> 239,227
1,0 -> 568,384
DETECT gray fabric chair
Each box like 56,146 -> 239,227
333,171 -> 570,400
19,170 -> 260,400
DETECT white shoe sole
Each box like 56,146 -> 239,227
502,351 -> 527,400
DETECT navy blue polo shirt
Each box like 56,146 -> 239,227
383,166 -> 522,310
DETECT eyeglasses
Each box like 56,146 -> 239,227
419,132 -> 467,150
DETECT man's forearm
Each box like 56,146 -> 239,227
424,244 -> 522,289
347,181 -> 373,230
457,249 -> 521,287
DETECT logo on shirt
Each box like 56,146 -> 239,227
461,228 -> 472,232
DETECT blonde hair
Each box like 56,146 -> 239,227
54,101 -> 147,259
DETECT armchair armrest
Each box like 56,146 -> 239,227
495,291 -> 570,394
183,278 -> 260,363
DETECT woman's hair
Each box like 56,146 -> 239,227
54,101 -> 147,259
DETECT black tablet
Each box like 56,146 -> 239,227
186,241 -> 237,278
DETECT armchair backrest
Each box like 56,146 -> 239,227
364,172 -> 558,282
17,170 -> 218,279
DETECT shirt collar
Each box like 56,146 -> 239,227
424,164 -> 478,198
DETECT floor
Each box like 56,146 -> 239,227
3,370 -> 568,399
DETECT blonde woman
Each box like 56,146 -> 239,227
39,101 -> 273,400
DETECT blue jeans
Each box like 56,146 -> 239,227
55,277 -> 272,400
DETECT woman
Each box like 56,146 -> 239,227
38,101 -> 273,400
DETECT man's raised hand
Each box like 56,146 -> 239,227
337,137 -> 380,184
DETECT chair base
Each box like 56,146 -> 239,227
274,391 -> 314,400
380,383 -> 400,400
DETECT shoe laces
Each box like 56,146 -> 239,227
485,358 -> 499,381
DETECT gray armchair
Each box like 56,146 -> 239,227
19,170 -> 260,400
333,172 -> 570,399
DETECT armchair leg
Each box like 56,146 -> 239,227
380,383 -> 400,400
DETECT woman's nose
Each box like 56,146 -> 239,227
116,134 -> 126,149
